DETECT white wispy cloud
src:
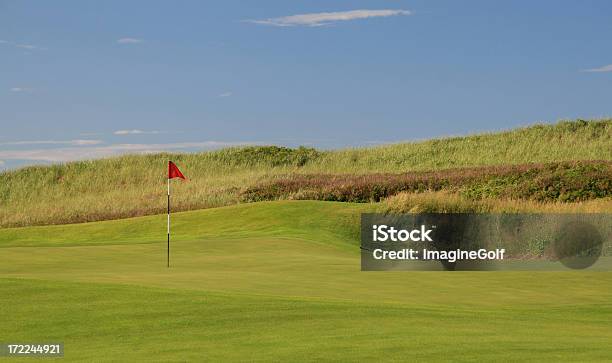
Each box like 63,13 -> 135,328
247,9 -> 412,27
117,37 -> 143,44
219,91 -> 233,97
0,141 -> 256,163
10,87 -> 33,93
70,140 -> 103,145
0,160 -> 4,166
581,64 -> 612,73
0,139 -> 102,146
16,44 -> 39,50
113,129 -> 161,135
0,40 -> 44,50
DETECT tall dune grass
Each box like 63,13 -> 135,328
383,191 -> 612,214
1,119 -> 610,227
306,118 -> 611,172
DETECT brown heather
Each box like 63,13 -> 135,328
241,161 -> 611,203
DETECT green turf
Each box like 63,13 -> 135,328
2,278 -> 611,362
0,201 -> 373,248
1,201 -> 611,361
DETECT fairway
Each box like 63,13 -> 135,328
1,201 -> 611,361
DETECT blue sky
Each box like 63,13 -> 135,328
1,0 -> 611,169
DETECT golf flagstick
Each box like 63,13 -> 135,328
167,161 -> 187,268
167,176 -> 170,268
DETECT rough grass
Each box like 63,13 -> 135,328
310,118 -> 611,172
1,119 -> 610,227
383,191 -> 612,214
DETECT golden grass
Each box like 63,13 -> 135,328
383,191 -> 612,214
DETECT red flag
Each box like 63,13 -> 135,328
168,161 -> 186,180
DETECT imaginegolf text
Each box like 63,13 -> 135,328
372,248 -> 506,262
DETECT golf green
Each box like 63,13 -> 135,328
1,201 -> 611,361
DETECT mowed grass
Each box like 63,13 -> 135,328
0,201 -> 371,248
2,201 -> 612,361
1,119 -> 610,227
3,278 -> 611,362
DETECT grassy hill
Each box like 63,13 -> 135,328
1,119 -> 610,227
2,201 -> 611,361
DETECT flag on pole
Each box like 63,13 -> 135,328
167,161 -> 186,267
169,161 -> 186,180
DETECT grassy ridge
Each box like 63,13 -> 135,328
312,119 -> 611,172
1,119 -> 610,227
0,201 -> 369,248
